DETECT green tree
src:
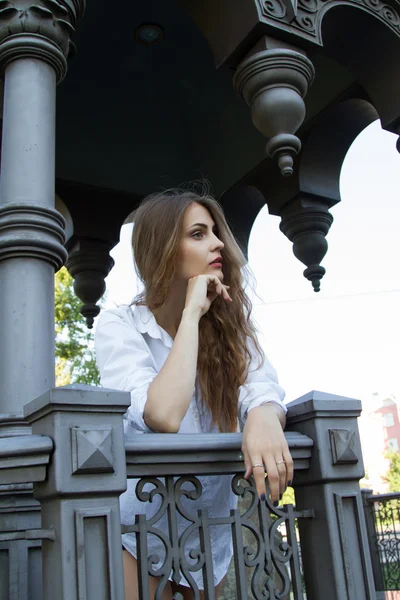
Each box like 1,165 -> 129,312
55,266 -> 102,386
384,449 -> 400,492
281,485 -> 295,506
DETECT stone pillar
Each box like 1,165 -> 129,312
286,391 -> 377,600
0,0 -> 86,424
24,385 -> 130,600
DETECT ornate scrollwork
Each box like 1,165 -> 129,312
231,475 -> 294,598
373,497 -> 400,590
128,473 -> 304,599
296,0 -> 400,40
257,0 -> 400,44
259,0 -> 288,20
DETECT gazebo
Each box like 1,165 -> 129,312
0,1 -> 398,598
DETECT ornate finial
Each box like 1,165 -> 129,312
233,47 -> 314,176
66,240 -> 114,329
303,265 -> 326,292
266,133 -> 302,177
279,195 -> 333,291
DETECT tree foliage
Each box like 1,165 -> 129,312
55,266 -> 101,386
281,485 -> 295,506
384,450 -> 400,492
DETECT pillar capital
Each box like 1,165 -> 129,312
0,0 -> 86,81
286,390 -> 365,485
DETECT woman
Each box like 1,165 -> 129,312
95,187 -> 293,600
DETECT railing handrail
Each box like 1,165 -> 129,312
124,430 -> 313,453
363,490 -> 400,504
0,433 -> 54,485
0,433 -> 53,457
125,430 -> 313,478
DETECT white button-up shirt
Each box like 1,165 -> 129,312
95,304 -> 287,589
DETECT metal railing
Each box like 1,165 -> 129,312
124,432 -> 313,599
0,386 -> 379,599
362,489 -> 400,593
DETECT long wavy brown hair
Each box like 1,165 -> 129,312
131,186 -> 264,432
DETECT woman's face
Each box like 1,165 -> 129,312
176,202 -> 225,282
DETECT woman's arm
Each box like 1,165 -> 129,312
238,345 -> 293,504
242,404 -> 293,505
144,308 -> 200,433
95,307 -> 201,434
145,274 -> 232,433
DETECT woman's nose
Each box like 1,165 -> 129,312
212,235 -> 224,250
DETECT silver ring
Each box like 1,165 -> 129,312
276,460 -> 285,465
252,464 -> 265,469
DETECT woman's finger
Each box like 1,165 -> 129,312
283,448 -> 294,488
223,287 -> 232,302
242,447 -> 251,480
251,460 -> 268,499
275,458 -> 287,498
264,456 -> 280,505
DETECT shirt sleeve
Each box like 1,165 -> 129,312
94,309 -> 156,432
238,340 -> 287,428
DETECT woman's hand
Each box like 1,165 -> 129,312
184,274 -> 232,318
242,404 -> 293,505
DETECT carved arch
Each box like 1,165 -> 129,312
227,98 -> 381,288
297,98 -> 380,202
318,5 -> 400,130
289,0 -> 400,45
244,97 -> 379,214
277,97 -> 380,289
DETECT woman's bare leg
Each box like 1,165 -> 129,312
122,550 -> 172,600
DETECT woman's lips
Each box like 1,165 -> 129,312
210,262 -> 223,268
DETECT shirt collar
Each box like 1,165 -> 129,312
131,304 -> 173,348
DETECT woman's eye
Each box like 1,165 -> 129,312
192,231 -> 203,239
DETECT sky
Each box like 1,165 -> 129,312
103,119 -> 400,409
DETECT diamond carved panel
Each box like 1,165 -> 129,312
329,428 -> 359,465
71,427 -> 114,474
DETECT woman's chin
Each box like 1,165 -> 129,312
208,266 -> 224,280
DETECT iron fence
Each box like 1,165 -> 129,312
362,489 -> 400,592
0,387 -> 379,600
124,432 -> 313,600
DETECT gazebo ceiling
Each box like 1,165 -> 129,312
48,0 -> 400,305
55,0 -> 364,203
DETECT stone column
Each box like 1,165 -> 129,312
0,0 -> 86,425
24,385 -> 130,600
286,391 -> 377,600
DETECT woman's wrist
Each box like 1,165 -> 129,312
181,306 -> 202,324
247,403 -> 286,428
